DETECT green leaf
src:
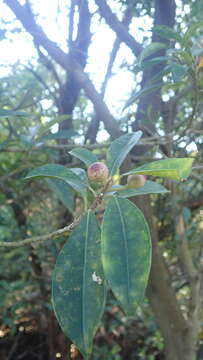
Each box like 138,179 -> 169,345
36,115 -> 70,138
183,21 -> 203,44
168,63 -> 188,82
25,164 -> 87,197
124,83 -> 164,109
52,211 -> 106,358
191,44 -> 203,57
106,132 -> 142,177
46,178 -> 75,213
101,196 -> 151,316
162,81 -> 185,92
69,148 -> 98,167
116,181 -> 169,198
40,130 -> 78,141
70,168 -> 89,185
140,56 -> 170,70
125,68 -> 168,108
139,42 -> 168,65
152,25 -> 183,43
0,109 -> 28,117
166,48 -> 193,65
123,158 -> 194,180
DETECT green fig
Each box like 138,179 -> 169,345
127,174 -> 146,188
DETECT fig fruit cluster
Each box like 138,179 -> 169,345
87,162 -> 109,182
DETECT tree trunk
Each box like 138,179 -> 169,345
134,195 -> 197,360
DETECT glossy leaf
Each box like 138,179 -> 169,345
163,81 -> 185,92
116,181 -> 169,198
69,148 -> 98,167
139,42 -> 168,65
123,158 -> 194,180
168,63 -> 188,82
101,196 -> 151,316
70,167 -> 89,185
124,83 -> 165,109
106,132 -> 142,176
140,56 -> 170,70
46,178 -> 75,213
25,164 -> 87,197
52,211 -> 106,358
166,48 -> 193,65
183,21 -> 203,44
152,25 -> 183,43
36,115 -> 70,138
40,130 -> 77,141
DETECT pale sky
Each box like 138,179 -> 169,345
1,0 -> 197,150
0,0 -> 152,118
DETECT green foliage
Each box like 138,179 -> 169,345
0,109 -> 28,117
24,132 -> 194,358
124,83 -> 165,109
168,63 -> 188,82
52,211 -> 106,358
25,164 -> 88,198
109,180 -> 169,198
138,42 -> 168,65
152,25 -> 183,43
35,115 -> 72,140
106,131 -> 142,176
40,130 -> 77,141
125,22 -> 203,109
101,196 -> 151,316
69,147 -> 98,167
45,178 -> 75,213
183,21 -> 203,45
124,158 -> 194,180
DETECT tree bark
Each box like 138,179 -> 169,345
134,195 -> 197,360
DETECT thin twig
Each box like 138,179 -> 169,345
24,64 -> 59,104
0,135 -> 176,153
0,178 -> 113,248
0,222 -> 75,248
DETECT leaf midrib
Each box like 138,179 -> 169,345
114,197 -> 130,311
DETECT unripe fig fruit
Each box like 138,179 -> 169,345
127,174 -> 146,188
87,162 -> 109,182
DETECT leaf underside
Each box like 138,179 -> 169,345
123,158 -> 194,180
105,181 -> 169,198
